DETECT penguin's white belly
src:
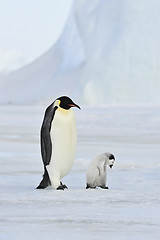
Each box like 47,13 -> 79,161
49,108 -> 76,179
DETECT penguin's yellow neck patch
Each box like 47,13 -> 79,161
54,99 -> 71,114
54,99 -> 61,107
58,106 -> 70,114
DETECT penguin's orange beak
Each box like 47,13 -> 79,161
69,104 -> 81,109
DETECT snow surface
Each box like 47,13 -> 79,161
0,0 -> 160,105
0,105 -> 160,240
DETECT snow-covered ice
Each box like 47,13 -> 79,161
0,105 -> 160,240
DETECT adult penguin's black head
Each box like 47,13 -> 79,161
57,96 -> 81,110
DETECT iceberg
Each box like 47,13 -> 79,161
0,0 -> 160,105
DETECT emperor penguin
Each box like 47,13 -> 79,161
86,152 -> 115,189
36,96 -> 80,190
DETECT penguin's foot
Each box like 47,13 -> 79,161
86,184 -> 96,189
100,186 -> 109,189
57,185 -> 65,190
56,182 -> 68,190
60,181 -> 68,189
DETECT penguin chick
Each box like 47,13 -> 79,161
86,152 -> 115,189
36,96 -> 80,190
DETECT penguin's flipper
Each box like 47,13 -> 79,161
41,130 -> 52,166
36,168 -> 51,189
40,104 -> 58,166
97,158 -> 106,176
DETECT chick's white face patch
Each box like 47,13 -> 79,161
109,159 -> 115,167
